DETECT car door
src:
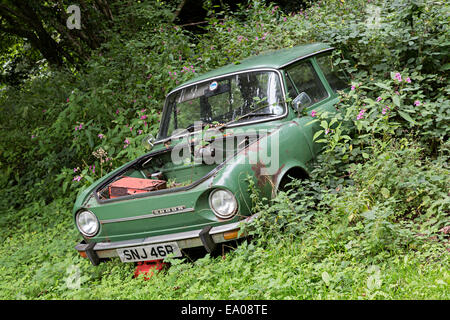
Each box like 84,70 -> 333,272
284,58 -> 337,157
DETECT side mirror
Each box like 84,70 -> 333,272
292,92 -> 312,113
142,134 -> 155,151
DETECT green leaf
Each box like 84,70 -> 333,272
341,135 -> 352,141
85,130 -> 94,148
440,63 -> 450,71
375,82 -> 391,91
306,119 -> 319,126
62,181 -> 69,193
392,95 -> 400,107
321,271 -> 331,286
313,131 -> 323,141
398,110 -> 416,125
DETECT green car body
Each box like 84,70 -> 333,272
73,43 -> 350,265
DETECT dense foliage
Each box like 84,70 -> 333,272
0,0 -> 448,299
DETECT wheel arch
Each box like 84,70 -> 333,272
275,163 -> 310,193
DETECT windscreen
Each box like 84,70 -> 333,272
158,71 -> 285,139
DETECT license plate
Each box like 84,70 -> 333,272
117,242 -> 182,263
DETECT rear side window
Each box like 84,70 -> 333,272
316,54 -> 350,93
285,61 -> 328,107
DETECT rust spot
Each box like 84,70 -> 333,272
251,162 -> 285,190
251,161 -> 267,187
270,164 -> 285,186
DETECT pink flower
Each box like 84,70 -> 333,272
98,134 -> 104,139
138,130 -> 143,135
140,115 -> 147,120
414,100 -> 421,106
124,139 -> 129,144
356,109 -> 366,120
382,106 -> 390,115
351,85 -> 356,91
376,96 -> 382,102
406,77 -> 411,83
311,110 -> 317,117
73,176 -> 82,182
66,98 -> 70,103
395,73 -> 402,82
116,109 -> 120,114
73,168 -> 78,173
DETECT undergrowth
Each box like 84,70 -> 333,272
0,0 -> 448,299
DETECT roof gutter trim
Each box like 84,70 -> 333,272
278,47 -> 334,68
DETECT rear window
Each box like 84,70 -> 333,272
285,61 -> 328,107
316,54 -> 350,93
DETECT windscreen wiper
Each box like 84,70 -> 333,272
218,108 -> 276,131
185,121 -> 210,133
234,112 -> 276,121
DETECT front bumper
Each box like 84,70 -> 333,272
75,214 -> 257,265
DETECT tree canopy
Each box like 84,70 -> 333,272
0,0 -> 114,68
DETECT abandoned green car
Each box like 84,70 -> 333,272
74,42 -> 350,266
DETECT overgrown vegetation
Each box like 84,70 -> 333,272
0,0 -> 448,299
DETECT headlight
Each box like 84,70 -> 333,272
76,210 -> 99,237
209,189 -> 238,219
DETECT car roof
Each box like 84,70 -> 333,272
170,42 -> 333,93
